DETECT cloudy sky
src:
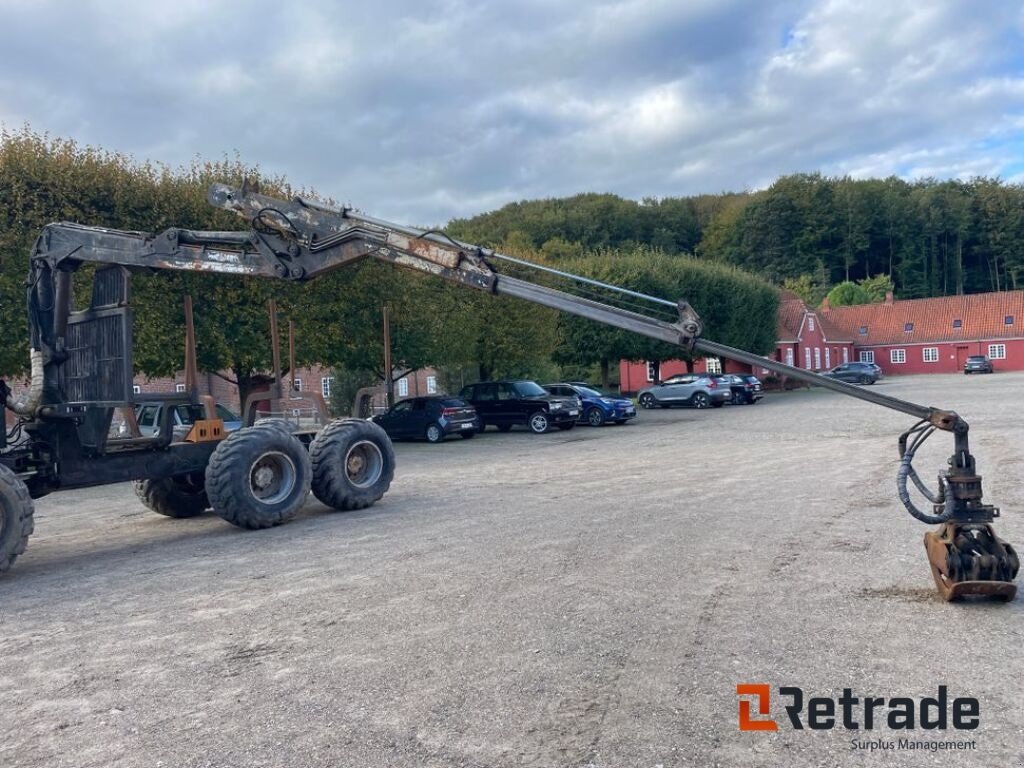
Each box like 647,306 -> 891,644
1,0 -> 1023,224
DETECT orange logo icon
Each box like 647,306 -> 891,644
737,684 -> 779,731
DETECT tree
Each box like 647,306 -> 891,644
858,274 -> 894,302
553,247 -> 778,382
826,281 -> 871,307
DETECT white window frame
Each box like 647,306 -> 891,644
807,316 -> 815,332
803,348 -> 811,369
175,383 -> 186,393
785,348 -> 794,367
813,348 -> 821,370
397,378 -> 409,397
426,375 -> 437,394
321,376 -> 334,398
859,350 -> 875,364
890,348 -> 906,364
292,378 -> 302,392
132,384 -> 142,395
646,362 -> 656,382
705,357 -> 722,374
842,348 -> 849,363
824,348 -> 831,369
922,347 -> 939,363
988,344 -> 1007,360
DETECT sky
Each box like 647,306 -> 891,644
1,0 -> 1023,225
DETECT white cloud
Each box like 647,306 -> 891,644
0,0 -> 1021,224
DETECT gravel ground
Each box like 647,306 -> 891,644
1,372 -> 1022,768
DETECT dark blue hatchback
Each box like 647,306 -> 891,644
543,383 -> 636,426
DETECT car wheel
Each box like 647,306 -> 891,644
690,392 -> 709,409
528,412 -> 550,434
858,375 -> 870,384
731,391 -> 744,405
586,407 -> 605,426
638,393 -> 656,409
425,423 -> 443,443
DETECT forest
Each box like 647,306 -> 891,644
448,173 -> 1024,302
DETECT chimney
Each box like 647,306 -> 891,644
884,291 -> 894,304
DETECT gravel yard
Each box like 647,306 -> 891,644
1,372 -> 1022,768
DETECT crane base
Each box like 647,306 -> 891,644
924,523 -> 1018,602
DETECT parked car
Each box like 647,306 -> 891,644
716,374 -> 763,404
822,361 -> 881,384
459,380 -> 580,433
543,382 -> 636,426
128,401 -> 242,438
371,395 -> 480,443
963,355 -> 994,374
637,374 -> 729,409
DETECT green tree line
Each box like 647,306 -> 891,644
450,173 -> 1024,299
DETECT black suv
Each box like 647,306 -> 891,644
459,380 -> 580,433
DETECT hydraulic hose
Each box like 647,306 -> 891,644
5,349 -> 44,416
897,435 -> 956,524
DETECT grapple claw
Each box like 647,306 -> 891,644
924,523 -> 1018,601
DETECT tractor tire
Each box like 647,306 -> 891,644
0,464 -> 34,573
134,473 -> 208,518
205,426 -> 312,529
253,418 -> 296,435
309,418 -> 395,511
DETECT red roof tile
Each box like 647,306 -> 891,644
820,291 -> 1024,345
776,296 -> 807,341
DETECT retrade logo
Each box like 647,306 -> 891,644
736,684 -> 979,732
736,684 -> 778,731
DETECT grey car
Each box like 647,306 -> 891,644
963,355 -> 994,374
822,361 -> 881,384
637,374 -> 729,409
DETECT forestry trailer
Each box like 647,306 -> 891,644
0,182 -> 1017,601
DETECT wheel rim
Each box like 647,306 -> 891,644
248,452 -> 297,505
345,440 -> 384,488
426,425 -> 441,442
588,409 -> 603,426
530,413 -> 549,432
640,394 -> 654,408
693,394 -> 708,408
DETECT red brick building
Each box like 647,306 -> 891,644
821,290 -> 1024,375
4,364 -> 442,430
619,289 -> 1024,391
773,291 -> 855,374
